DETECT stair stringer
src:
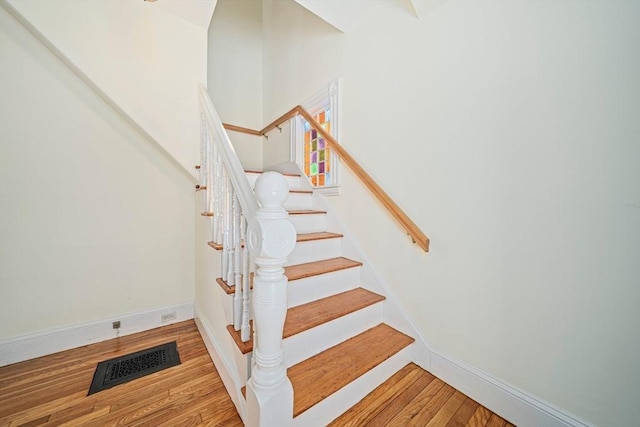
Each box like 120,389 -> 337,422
194,196 -> 250,425
194,310 -> 248,423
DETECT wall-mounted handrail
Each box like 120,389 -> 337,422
223,106 -> 430,252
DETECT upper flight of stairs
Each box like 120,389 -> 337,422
212,170 -> 417,426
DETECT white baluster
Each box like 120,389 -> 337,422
199,112 -> 205,188
212,145 -> 222,243
241,214 -> 251,342
206,131 -> 214,214
221,172 -> 230,283
227,185 -> 236,287
232,192 -> 242,331
246,172 -> 296,427
199,114 -> 208,211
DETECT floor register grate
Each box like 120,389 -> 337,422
88,341 -> 180,395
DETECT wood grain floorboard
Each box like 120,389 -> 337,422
0,320 -> 241,427
1,323 -> 516,427
330,363 -> 516,427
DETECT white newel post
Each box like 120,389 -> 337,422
245,172 -> 296,427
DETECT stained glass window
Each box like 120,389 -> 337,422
303,108 -> 332,187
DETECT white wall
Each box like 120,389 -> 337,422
262,0 -> 343,124
261,1 -> 640,426
0,7 -> 195,339
227,131 -> 264,172
6,0 -> 210,177
208,0 -> 263,170
263,120 -> 292,170
208,0 -> 263,130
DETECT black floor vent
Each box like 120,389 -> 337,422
88,341 -> 180,395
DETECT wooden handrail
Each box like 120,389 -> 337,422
222,123 -> 262,136
223,106 -> 300,136
223,106 -> 430,252
259,106 -> 300,135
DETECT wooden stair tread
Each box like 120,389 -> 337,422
215,257 -> 359,293
295,232 -> 343,242
285,257 -> 362,281
288,209 -> 326,215
216,277 -> 251,294
208,241 -> 223,250
245,169 -> 301,177
208,232 -> 342,252
289,324 -> 415,417
226,288 -> 385,354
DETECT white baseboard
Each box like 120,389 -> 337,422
0,302 -> 194,367
428,347 -> 595,427
194,306 -> 246,423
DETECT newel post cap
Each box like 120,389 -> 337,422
254,171 -> 289,212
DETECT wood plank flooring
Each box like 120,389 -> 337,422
0,321 -> 515,427
0,320 -> 242,427
329,363 -> 515,427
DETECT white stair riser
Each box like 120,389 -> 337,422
231,339 -> 252,383
287,238 -> 342,266
284,193 -> 314,210
246,173 -> 302,190
283,303 -> 384,368
287,268 -> 361,308
292,345 -> 414,427
288,213 -> 327,234
220,292 -> 234,328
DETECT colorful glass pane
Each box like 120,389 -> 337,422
302,107 -> 332,187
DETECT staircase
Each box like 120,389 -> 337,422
213,170 -> 416,425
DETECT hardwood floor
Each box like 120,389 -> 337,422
0,320 -> 242,427
0,321 -> 515,426
330,363 -> 515,427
